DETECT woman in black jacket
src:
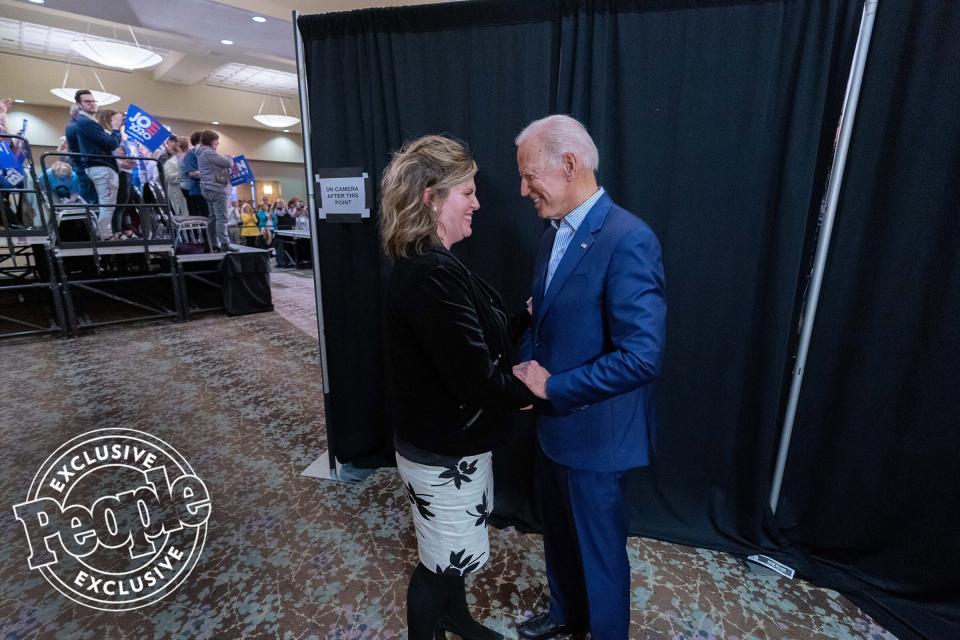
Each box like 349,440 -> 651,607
381,135 -> 534,640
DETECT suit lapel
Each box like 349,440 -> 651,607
532,225 -> 555,310
536,194 -> 612,328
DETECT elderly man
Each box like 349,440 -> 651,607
156,134 -> 179,170
512,115 -> 667,640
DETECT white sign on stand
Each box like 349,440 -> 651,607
316,172 -> 369,220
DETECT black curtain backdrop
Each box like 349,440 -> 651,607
777,2 -> 960,638
551,0 -> 861,551
298,2 -> 557,467
299,1 -> 958,636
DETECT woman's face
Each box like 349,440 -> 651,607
435,178 -> 479,248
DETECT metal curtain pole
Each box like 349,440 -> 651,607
292,11 -> 337,475
769,0 -> 879,514
292,10 -> 330,390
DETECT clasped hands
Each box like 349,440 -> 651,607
513,360 -> 550,400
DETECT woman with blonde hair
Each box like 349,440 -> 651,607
239,202 -> 259,247
381,135 -> 534,640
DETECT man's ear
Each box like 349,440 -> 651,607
422,187 -> 433,207
561,152 -> 577,180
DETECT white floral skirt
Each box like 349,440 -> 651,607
396,451 -> 493,576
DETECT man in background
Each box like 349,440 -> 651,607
72,89 -> 122,239
179,131 -> 208,218
156,134 -> 178,172
64,91 -> 98,204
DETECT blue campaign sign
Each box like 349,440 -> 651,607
0,141 -> 25,188
230,155 -> 254,186
124,104 -> 171,152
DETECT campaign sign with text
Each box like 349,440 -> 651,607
124,104 -> 171,152
12,428 -> 211,610
0,141 -> 25,188
230,155 -> 254,186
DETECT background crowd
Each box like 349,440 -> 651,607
1,92 -> 308,265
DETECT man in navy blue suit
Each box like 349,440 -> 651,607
513,115 -> 667,640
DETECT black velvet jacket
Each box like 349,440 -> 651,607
385,246 -> 535,456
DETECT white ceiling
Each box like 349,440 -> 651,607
0,0 -> 458,127
0,15 -> 169,61
207,62 -> 299,96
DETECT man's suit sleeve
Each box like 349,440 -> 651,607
516,326 -> 533,363
78,118 -> 121,151
545,224 -> 666,415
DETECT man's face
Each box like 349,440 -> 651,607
517,138 -> 571,220
78,95 -> 98,115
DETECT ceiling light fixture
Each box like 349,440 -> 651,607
220,39 -> 234,45
253,95 -> 300,128
50,61 -> 121,106
51,88 -> 121,105
282,129 -> 289,133
252,16 -> 266,23
28,0 -> 45,4
14,99 -> 25,103
71,26 -> 162,70
212,121 -> 220,125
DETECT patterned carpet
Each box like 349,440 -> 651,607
0,268 -> 896,639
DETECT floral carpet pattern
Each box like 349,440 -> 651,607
0,269 -> 895,639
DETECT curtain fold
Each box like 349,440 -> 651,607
779,2 -> 960,638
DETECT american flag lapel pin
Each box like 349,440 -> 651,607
580,242 -> 589,249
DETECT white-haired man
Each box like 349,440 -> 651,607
512,115 -> 667,640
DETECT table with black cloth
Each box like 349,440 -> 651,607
217,249 -> 273,315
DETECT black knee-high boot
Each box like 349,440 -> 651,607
407,563 -> 504,640
407,562 -> 449,640
436,574 -> 504,640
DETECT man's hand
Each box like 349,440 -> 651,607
513,360 -> 550,399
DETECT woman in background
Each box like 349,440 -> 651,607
227,200 -> 241,244
164,138 -> 189,217
195,129 -> 234,251
257,201 -> 274,249
95,109 -> 134,239
240,203 -> 259,247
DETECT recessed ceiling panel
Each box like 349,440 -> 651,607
0,16 -> 169,66
206,62 -> 298,96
